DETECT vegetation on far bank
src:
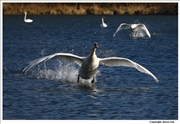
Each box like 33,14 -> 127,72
3,3 -> 178,15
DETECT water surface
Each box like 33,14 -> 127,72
3,15 -> 178,120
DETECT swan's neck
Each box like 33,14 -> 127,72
89,47 -> 97,59
102,18 -> 104,24
24,13 -> 27,21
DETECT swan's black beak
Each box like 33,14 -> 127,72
94,43 -> 98,48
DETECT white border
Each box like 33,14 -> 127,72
1,1 -> 179,124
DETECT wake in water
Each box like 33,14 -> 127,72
25,61 -> 99,88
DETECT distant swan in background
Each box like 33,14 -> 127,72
101,17 -> 107,28
23,43 -> 158,83
113,23 -> 151,38
24,12 -> 33,23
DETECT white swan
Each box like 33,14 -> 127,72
113,23 -> 151,38
23,43 -> 158,83
24,12 -> 33,23
100,17 -> 107,28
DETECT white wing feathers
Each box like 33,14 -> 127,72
113,23 -> 151,38
113,23 -> 130,37
23,53 -> 83,73
137,24 -> 151,37
99,57 -> 159,83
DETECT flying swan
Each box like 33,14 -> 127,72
113,23 -> 151,38
24,12 -> 33,23
100,17 -> 107,28
23,43 -> 158,83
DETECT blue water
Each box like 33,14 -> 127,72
3,15 -> 178,120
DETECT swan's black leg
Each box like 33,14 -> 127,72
91,77 -> 95,83
77,75 -> 80,83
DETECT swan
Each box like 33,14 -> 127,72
23,43 -> 158,83
24,12 -> 33,23
113,23 -> 151,38
100,17 -> 107,28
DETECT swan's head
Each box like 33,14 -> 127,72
130,24 -> 137,29
24,12 -> 27,14
94,43 -> 98,48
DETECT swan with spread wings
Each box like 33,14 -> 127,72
23,43 -> 158,83
113,23 -> 151,38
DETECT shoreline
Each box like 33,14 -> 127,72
3,3 -> 178,15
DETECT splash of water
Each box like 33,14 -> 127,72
27,62 -> 97,88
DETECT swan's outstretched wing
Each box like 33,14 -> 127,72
99,57 -> 158,83
113,23 -> 130,37
23,53 -> 83,73
137,24 -> 151,37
